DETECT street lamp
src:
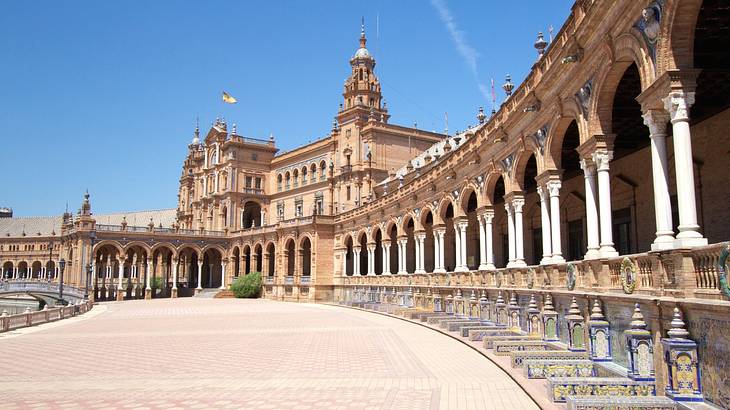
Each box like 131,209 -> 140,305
58,258 -> 66,305
86,231 -> 97,301
47,240 -> 54,282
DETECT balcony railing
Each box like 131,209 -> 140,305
284,276 -> 294,285
338,242 -> 730,302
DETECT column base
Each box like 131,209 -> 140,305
171,288 -> 178,298
584,249 -> 601,260
397,271 -> 408,275
539,257 -> 553,265
433,268 -> 446,274
673,236 -> 708,249
145,288 -> 152,299
599,246 -> 619,258
550,255 -> 566,264
651,238 -> 676,251
512,260 -> 527,268
414,269 -> 426,274
116,290 -> 124,302
454,266 -> 469,272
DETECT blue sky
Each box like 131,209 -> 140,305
1,0 -> 573,217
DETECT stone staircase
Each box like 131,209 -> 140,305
349,298 -> 690,410
194,289 -> 221,298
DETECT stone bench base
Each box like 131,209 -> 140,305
511,350 -> 588,368
548,376 -> 656,403
524,359 -> 595,379
457,323 -> 498,337
483,334 -> 538,349
467,327 -> 513,341
492,339 -> 548,355
566,396 -> 676,410
443,319 -> 481,331
426,315 -> 456,325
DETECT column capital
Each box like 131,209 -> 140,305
537,185 -> 549,202
478,208 -> 495,220
579,158 -> 596,176
642,109 -> 670,136
546,180 -> 562,197
504,202 -> 513,215
591,150 -> 613,172
457,220 -> 469,230
367,244 -> 376,251
511,197 -> 525,212
663,91 -> 695,124
353,245 -> 362,252
433,227 -> 446,235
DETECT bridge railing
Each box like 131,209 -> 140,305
1,301 -> 93,333
0,280 -> 85,300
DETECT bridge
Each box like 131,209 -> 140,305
0,280 -> 86,306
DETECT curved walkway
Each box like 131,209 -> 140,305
0,298 -> 537,410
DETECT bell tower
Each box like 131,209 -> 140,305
337,19 -> 389,124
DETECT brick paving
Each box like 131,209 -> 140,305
0,299 -> 538,409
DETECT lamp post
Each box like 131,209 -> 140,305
86,231 -> 97,301
58,258 -> 66,305
47,240 -> 54,282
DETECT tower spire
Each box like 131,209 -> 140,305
360,17 -> 366,48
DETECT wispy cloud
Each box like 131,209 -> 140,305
431,0 -> 489,101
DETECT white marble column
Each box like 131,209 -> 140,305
172,259 -> 178,291
505,202 -> 516,267
435,229 -> 446,273
353,246 -> 361,275
146,259 -> 153,290
457,221 -> 469,272
117,258 -> 124,290
219,261 -> 226,289
341,249 -> 348,276
643,110 -> 675,250
547,181 -> 565,263
196,260 -> 203,289
413,236 -> 421,272
483,211 -> 496,269
580,159 -> 601,259
383,243 -> 390,274
453,223 -> 462,272
367,245 -> 375,276
478,214 -> 488,270
415,234 -> 426,274
513,197 -> 526,267
537,186 -> 553,265
397,240 -> 407,274
663,91 -> 707,248
592,151 -> 618,257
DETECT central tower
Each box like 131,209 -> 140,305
337,20 -> 389,124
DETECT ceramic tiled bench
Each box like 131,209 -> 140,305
483,334 -> 540,349
493,340 -> 552,355
510,350 -> 588,368
467,327 -> 514,341
523,359 -> 595,379
457,323 -> 498,337
565,396 -> 676,410
426,315 -> 456,325
547,376 -> 656,403
444,319 -> 482,331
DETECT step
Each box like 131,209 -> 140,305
510,350 -> 588,368
566,396 -> 676,410
523,359 -> 595,379
483,334 -> 540,349
414,312 -> 449,322
467,327 -> 514,341
493,340 -> 552,355
547,376 -> 656,403
443,319 -> 481,331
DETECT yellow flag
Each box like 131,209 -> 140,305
222,91 -> 237,104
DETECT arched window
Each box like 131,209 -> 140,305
319,161 -> 326,181
277,174 -> 283,192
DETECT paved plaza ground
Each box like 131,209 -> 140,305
0,298 -> 537,410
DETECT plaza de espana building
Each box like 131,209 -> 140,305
2,0 -> 730,407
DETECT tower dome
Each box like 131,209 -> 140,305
352,18 -> 373,61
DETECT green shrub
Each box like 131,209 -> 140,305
150,277 -> 163,289
230,272 -> 262,298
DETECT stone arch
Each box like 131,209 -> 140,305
150,242 -> 177,259
590,38 -> 653,136
511,149 -> 540,193
123,241 -> 152,255
300,236 -> 312,276
31,261 -> 42,279
265,241 -> 276,277
436,196 -> 456,222
546,107 -> 584,172
242,244 -> 252,275
661,0 -> 703,71
458,183 -> 481,214
201,244 -> 226,259
400,212 -> 416,236
383,219 -> 398,240
484,171 -> 509,205
284,237 -> 296,276
253,242 -> 264,273
93,240 -> 124,256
